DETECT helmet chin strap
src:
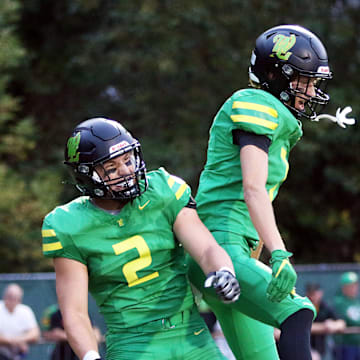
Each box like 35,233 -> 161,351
312,106 -> 356,128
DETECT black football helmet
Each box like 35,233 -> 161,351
249,25 -> 332,119
64,117 -> 147,200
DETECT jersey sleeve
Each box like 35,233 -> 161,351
229,93 -> 280,140
42,210 -> 86,264
158,167 -> 192,224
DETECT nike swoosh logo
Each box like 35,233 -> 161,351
138,200 -> 150,210
194,328 -> 205,336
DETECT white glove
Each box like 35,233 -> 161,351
313,106 -> 356,128
204,267 -> 240,304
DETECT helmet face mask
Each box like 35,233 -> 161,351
284,73 -> 330,119
249,25 -> 332,119
65,118 -> 148,200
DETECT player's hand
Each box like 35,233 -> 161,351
267,250 -> 297,302
204,267 -> 240,303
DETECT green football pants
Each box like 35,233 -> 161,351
188,231 -> 316,360
105,305 -> 227,360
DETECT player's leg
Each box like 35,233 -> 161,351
278,308 -> 314,360
188,239 -> 279,360
188,231 -> 316,360
205,295 -> 279,360
105,307 -> 226,360
173,307 -> 227,360
223,240 -> 315,359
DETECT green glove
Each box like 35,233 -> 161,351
266,250 -> 297,302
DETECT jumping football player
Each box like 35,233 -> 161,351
188,24 -> 342,360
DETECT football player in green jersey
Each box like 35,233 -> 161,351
42,117 -> 240,360
188,25 -> 334,360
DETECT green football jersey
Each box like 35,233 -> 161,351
42,167 -> 195,330
333,294 -> 360,345
196,88 -> 303,244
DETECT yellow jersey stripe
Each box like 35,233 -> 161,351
280,147 -> 289,181
232,101 -> 278,118
167,177 -> 175,188
268,147 -> 289,201
175,183 -> 187,200
43,242 -> 63,252
230,115 -> 279,130
42,229 -> 56,237
268,185 -> 277,202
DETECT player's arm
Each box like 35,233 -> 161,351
54,257 -> 101,360
240,143 -> 296,302
240,144 -> 285,252
173,206 -> 240,303
174,206 -> 234,274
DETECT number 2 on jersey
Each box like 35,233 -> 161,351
112,235 -> 159,287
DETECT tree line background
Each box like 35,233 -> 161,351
0,0 -> 359,272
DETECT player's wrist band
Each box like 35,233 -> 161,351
83,350 -> 101,360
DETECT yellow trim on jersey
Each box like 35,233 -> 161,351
230,115 -> 279,130
167,175 -> 188,200
232,101 -> 278,118
267,147 -> 289,201
42,229 -> 56,237
280,147 -> 289,181
167,177 -> 175,188
268,185 -> 276,202
43,242 -> 63,252
175,183 -> 187,200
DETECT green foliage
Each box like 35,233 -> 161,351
0,1 -> 62,272
0,0 -> 358,271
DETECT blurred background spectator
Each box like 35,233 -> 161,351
0,283 -> 40,360
41,304 -> 75,360
306,283 -> 346,360
333,272 -> 360,360
41,304 -> 102,360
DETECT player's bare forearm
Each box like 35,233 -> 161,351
199,242 -> 235,275
62,312 -> 99,359
245,186 -> 286,252
240,145 -> 286,253
54,257 -> 99,359
174,207 -> 234,275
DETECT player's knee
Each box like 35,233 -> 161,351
278,309 -> 313,360
280,308 -> 313,334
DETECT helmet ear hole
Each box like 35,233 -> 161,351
78,165 -> 90,174
280,92 -> 290,102
94,189 -> 105,197
282,64 -> 294,77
